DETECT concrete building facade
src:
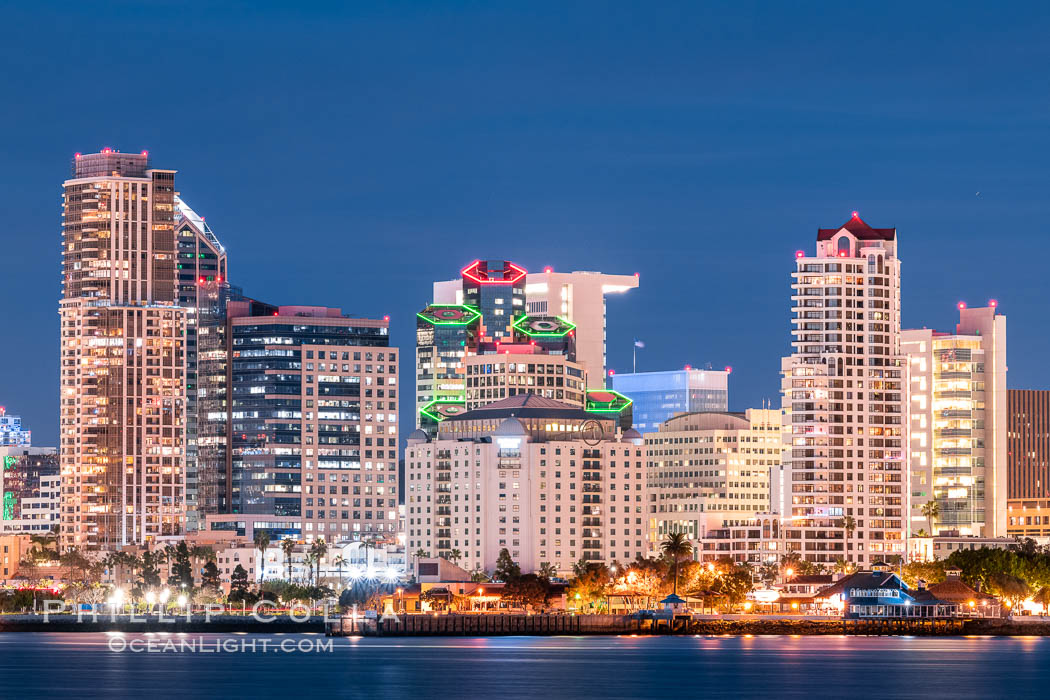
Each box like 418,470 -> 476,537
781,214 -> 906,566
60,149 -> 186,549
197,303 -> 398,544
643,409 -> 781,548
405,395 -> 647,577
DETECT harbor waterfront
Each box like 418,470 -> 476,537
5,611 -> 1050,637
1,633 -> 1049,699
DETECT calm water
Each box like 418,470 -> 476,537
1,632 -> 1047,698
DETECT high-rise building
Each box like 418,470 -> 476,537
174,195 -> 228,532
197,303 -> 398,543
611,368 -> 729,431
902,305 -> 1007,538
781,214 -> 906,566
417,260 -> 594,431
1005,389 -> 1050,540
60,149 -> 186,549
0,409 -> 31,446
434,267 -> 639,389
0,447 -> 60,534
643,409 -> 781,548
405,395 -> 647,576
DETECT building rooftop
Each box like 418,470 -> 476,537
449,394 -> 595,422
817,214 -> 896,241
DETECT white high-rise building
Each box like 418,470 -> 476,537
434,267 -> 639,389
903,305 -> 1007,539
781,214 -> 906,566
405,395 -> 648,576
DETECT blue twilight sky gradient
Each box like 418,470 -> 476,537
2,1 -> 1049,446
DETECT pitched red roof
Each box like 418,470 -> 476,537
817,214 -> 896,241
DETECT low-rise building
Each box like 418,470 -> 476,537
909,532 -> 1018,562
1007,498 -> 1050,542
0,534 -> 30,581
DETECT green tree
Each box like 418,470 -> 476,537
661,532 -> 693,597
842,515 -> 856,561
494,548 -> 521,582
138,551 -> 163,589
230,564 -> 250,598
921,501 -> 940,535
200,561 -> 220,589
59,546 -> 90,583
712,568 -> 754,607
281,538 -> 297,580
567,564 -> 611,612
502,573 -> 550,611
537,562 -> 558,582
254,529 -> 271,582
333,555 -> 348,586
309,537 -> 328,584
167,541 -> 194,589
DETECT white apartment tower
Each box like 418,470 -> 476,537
781,214 -> 906,566
902,305 -> 1007,538
60,150 -> 186,549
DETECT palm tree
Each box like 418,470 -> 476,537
254,529 -> 271,582
842,515 -> 856,562
281,538 -> 296,580
309,537 -> 328,585
921,501 -> 940,535
538,562 -> 558,581
333,555 -> 348,586
448,548 -> 463,566
660,532 -> 693,597
414,548 -> 428,561
302,553 -> 317,585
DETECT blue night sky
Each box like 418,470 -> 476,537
2,1 -> 1048,445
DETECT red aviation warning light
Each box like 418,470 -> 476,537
989,299 -> 998,308
958,302 -> 967,310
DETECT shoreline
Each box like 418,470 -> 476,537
2,614 -> 1050,637
0,614 -> 327,633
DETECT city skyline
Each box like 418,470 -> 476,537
4,3 -> 1050,446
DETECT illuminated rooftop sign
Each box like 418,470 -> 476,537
417,304 -> 482,326
512,315 -> 576,338
461,260 -> 527,285
585,389 -> 633,414
419,398 -> 468,423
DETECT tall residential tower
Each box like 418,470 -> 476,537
781,214 -> 906,566
60,149 -> 186,549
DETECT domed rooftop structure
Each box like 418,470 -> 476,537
492,416 -> 528,438
406,428 -> 430,444
620,428 -> 643,444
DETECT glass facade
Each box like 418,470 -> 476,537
611,369 -> 729,432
